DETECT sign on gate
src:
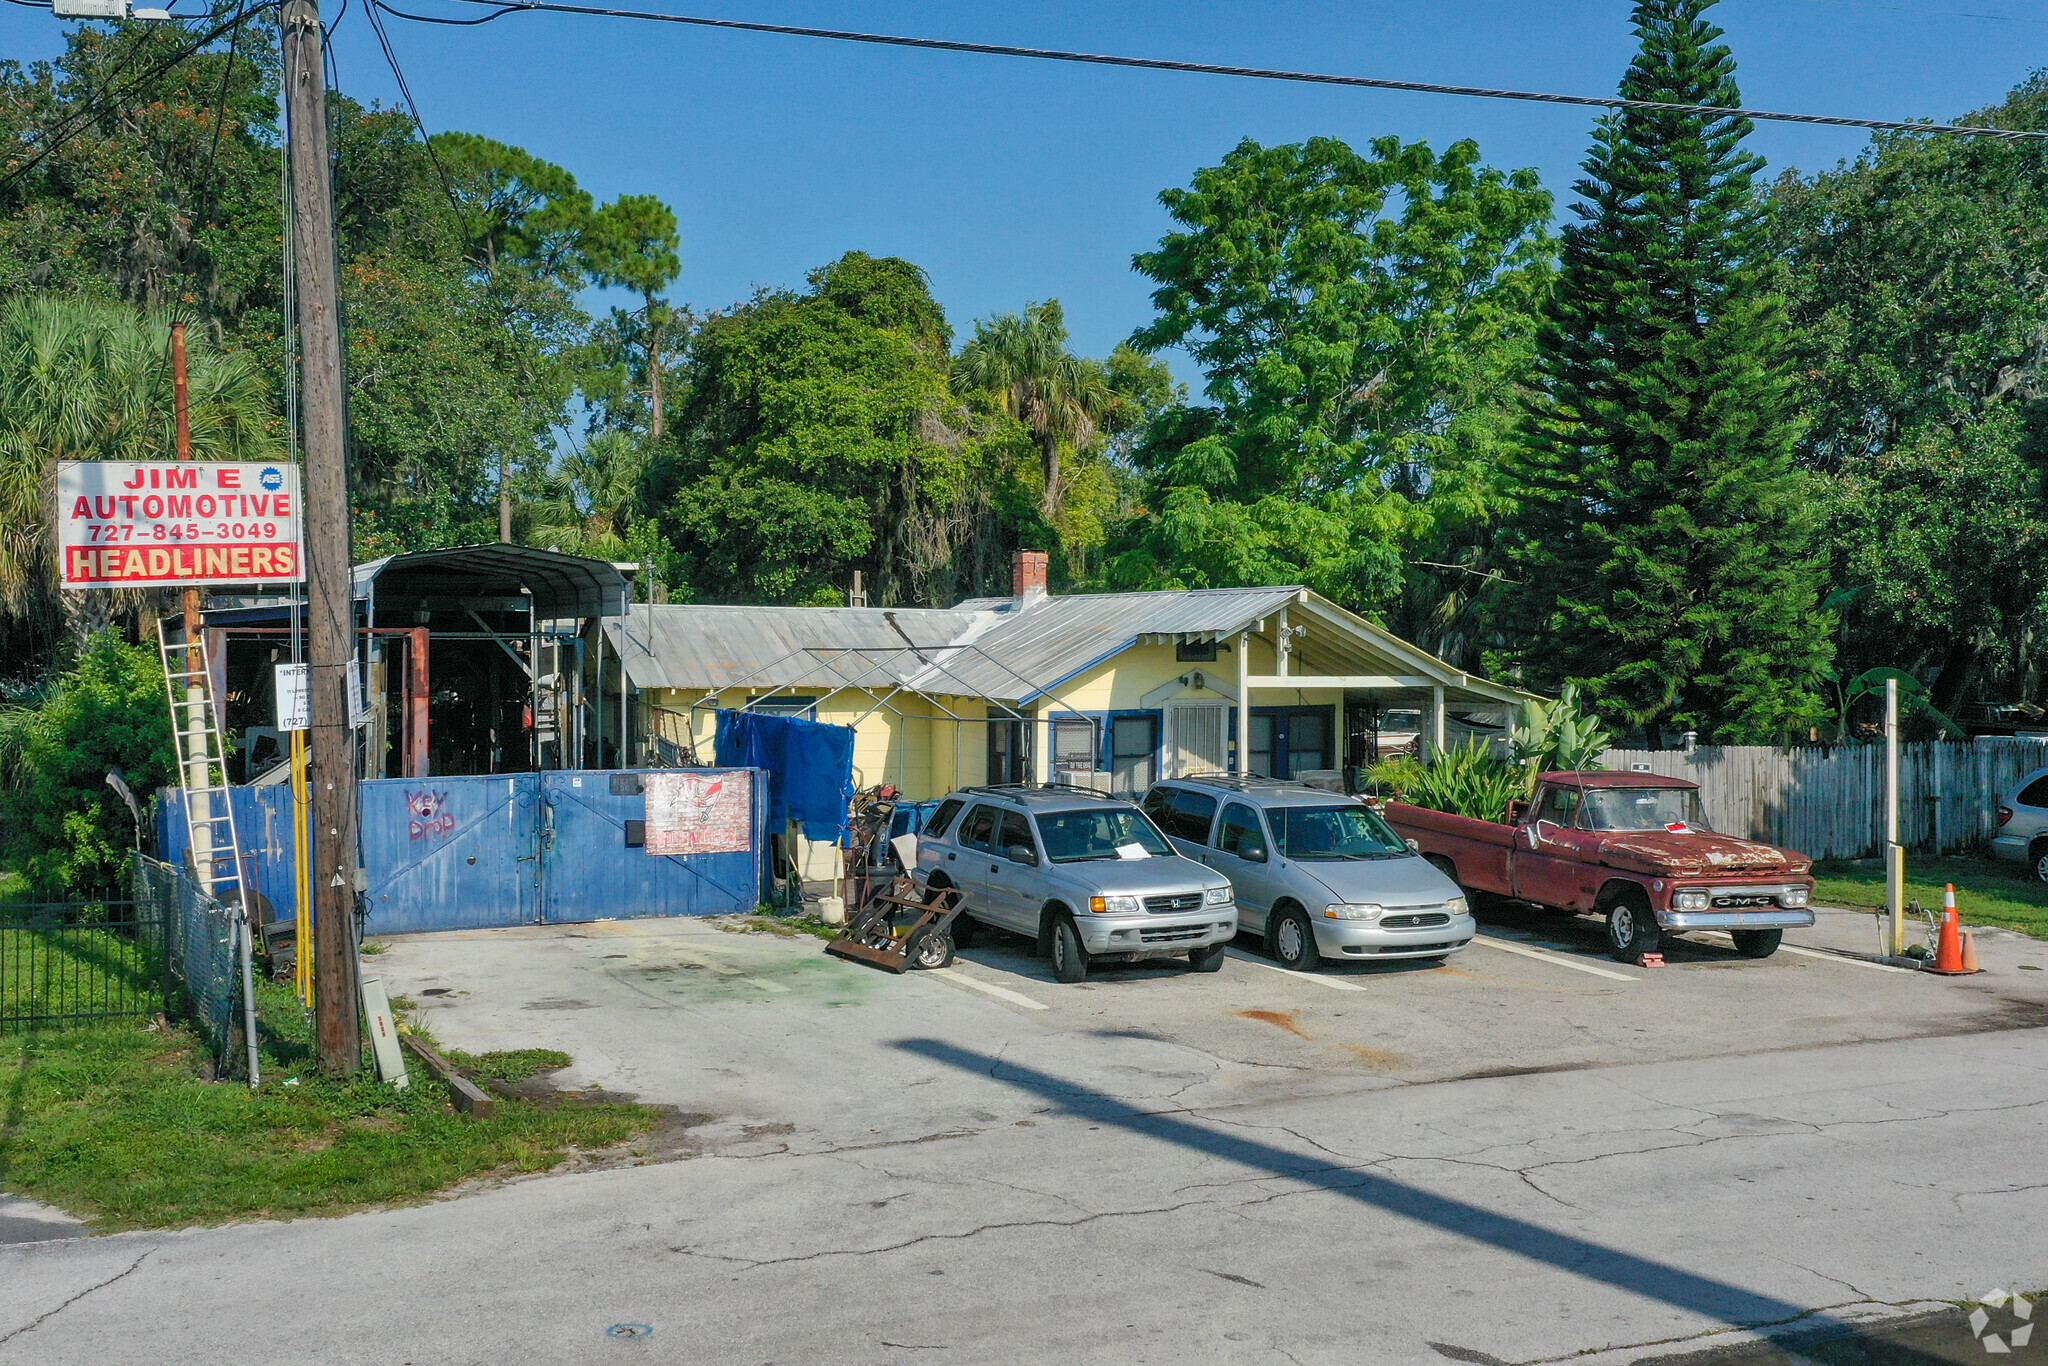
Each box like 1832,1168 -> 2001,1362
644,770 -> 752,855
57,460 -> 303,588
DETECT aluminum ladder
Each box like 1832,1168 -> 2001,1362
157,619 -> 247,899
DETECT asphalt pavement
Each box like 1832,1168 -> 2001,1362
2,908 -> 2044,1365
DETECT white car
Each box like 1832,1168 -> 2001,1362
1992,766 -> 2048,884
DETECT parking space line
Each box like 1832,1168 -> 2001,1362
929,968 -> 1049,1011
742,976 -> 792,993
1224,949 -> 1367,991
1470,934 -> 1637,981
1695,935 -> 1915,974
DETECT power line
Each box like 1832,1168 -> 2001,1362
0,3 -> 282,194
1770,0 -> 2048,24
362,0 -> 472,237
373,0 -> 2048,142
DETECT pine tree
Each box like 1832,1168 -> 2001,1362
1500,0 -> 1833,744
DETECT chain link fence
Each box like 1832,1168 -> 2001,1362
131,857 -> 251,1076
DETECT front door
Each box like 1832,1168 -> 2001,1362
1165,702 -> 1228,777
1514,784 -> 1587,908
1111,715 -> 1159,794
981,809 -> 1041,928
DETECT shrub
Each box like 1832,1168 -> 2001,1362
1367,738 -> 1528,823
1,632 -> 174,895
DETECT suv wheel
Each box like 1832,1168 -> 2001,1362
1605,892 -> 1660,963
1050,916 -> 1089,984
1187,942 -> 1226,973
1271,905 -> 1321,972
2034,840 -> 2048,885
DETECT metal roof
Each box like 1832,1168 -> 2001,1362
353,544 -> 629,620
605,585 -> 1532,707
602,604 -> 979,692
928,586 -> 1303,699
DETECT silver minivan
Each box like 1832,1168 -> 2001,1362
1143,776 -> 1474,971
1992,766 -> 2048,883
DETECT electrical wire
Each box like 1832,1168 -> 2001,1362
362,0 -> 472,236
371,0 -> 2048,142
0,2 -> 282,194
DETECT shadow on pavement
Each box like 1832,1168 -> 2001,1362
897,1037 -> 1842,1337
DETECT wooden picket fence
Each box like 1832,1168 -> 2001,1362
1596,738 -> 2048,861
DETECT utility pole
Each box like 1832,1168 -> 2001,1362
283,0 -> 362,1074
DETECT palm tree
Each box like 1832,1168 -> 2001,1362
522,429 -> 650,560
0,294 -> 280,630
953,300 -> 1125,522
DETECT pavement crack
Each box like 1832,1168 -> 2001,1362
0,1248 -> 153,1346
734,1200 -> 1214,1270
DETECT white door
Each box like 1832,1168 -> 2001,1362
1165,702 -> 1229,777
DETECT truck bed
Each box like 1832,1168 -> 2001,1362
1385,802 -> 1515,897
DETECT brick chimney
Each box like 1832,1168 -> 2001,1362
1011,549 -> 1049,602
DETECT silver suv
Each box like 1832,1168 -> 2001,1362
1993,765 -> 2048,883
914,785 -> 1237,983
1143,776 -> 1473,971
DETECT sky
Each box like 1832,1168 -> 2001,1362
5,0 -> 2047,390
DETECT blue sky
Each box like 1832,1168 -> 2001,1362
6,0 -> 2046,388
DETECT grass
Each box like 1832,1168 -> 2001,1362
723,910 -> 840,942
0,975 -> 658,1231
1811,853 -> 2048,942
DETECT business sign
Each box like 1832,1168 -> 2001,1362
57,460 -> 303,589
644,770 -> 752,856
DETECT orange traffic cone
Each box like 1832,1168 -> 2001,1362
1926,884 -> 1977,974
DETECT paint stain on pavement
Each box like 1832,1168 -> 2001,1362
1237,1008 -> 1406,1072
1237,1009 -> 1312,1041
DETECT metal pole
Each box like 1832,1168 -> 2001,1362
1236,631 -> 1250,774
1885,676 -> 1903,953
284,0 -> 362,1074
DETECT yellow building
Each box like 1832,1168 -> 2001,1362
601,553 -> 1533,843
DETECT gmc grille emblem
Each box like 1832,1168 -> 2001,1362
1714,895 -> 1774,908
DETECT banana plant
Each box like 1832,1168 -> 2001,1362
1508,683 -> 1615,792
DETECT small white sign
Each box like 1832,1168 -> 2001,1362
275,662 -> 309,732
1115,842 -> 1150,860
347,657 -> 376,730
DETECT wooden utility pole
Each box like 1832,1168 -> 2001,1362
283,0 -> 362,1074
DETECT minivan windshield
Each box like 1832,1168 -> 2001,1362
1579,787 -> 1708,832
1037,808 -> 1174,863
1273,804 -> 1409,860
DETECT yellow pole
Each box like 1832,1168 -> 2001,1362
291,728 -> 314,1007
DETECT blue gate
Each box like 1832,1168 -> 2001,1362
159,768 -> 766,936
358,774 -> 542,934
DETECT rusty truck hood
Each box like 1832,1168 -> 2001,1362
1591,829 -> 1810,877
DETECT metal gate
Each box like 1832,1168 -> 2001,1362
162,768 -> 766,936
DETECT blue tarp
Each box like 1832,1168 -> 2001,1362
714,710 -> 857,843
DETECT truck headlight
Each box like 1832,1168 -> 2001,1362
1204,885 -> 1233,905
1672,890 -> 1710,911
1325,903 -> 1382,921
1780,886 -> 1810,907
1089,895 -> 1141,915
1446,896 -> 1468,915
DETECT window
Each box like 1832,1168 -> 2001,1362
1216,802 -> 1267,861
752,695 -> 816,719
1538,786 -> 1580,825
1036,807 -> 1173,862
1580,788 -> 1707,832
1167,789 -> 1218,843
1052,717 -> 1097,772
1274,805 -> 1407,859
1141,786 -> 1173,826
957,805 -> 999,850
997,810 -> 1038,863
2019,774 -> 2048,810
925,798 -> 966,839
1176,639 -> 1217,663
1249,715 -> 1276,778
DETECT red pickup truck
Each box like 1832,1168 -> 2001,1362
1384,772 -> 1815,962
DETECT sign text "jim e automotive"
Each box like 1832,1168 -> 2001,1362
58,461 -> 303,588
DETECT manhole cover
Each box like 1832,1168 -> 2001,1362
606,1324 -> 653,1340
